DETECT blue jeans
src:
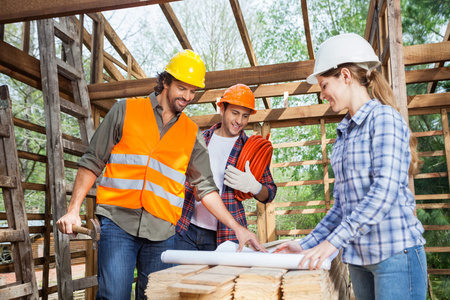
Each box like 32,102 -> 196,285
96,216 -> 175,300
349,245 -> 427,300
174,223 -> 217,251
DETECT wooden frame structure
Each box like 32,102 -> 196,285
0,0 -> 449,298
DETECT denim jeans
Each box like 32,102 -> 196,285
96,216 -> 175,300
174,223 -> 217,251
349,245 -> 427,300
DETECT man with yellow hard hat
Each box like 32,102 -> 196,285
176,84 -> 277,251
56,50 -> 265,300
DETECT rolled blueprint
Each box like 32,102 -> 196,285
160,250 -> 332,270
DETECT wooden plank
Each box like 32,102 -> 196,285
0,282 -> 33,299
403,41 -> 450,66
37,19 -> 73,299
275,208 -> 328,215
301,0 -> 314,59
0,0 -> 180,24
0,228 -> 25,242
229,0 -> 257,66
90,13 -> 105,85
97,13 -> 147,78
60,97 -> 89,119
428,20 -> 450,93
441,108 -> 450,190
415,194 -> 450,201
423,225 -> 450,230
0,174 -> 17,188
405,67 -> 450,85
266,202 -> 276,242
416,203 -> 450,209
160,3 -> 192,50
181,273 -> 236,286
276,229 -> 313,235
72,276 -> 98,291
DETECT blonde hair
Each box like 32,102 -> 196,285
321,63 -> 422,175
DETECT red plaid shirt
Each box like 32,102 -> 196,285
176,123 -> 277,245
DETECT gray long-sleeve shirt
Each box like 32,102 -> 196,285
78,93 -> 218,241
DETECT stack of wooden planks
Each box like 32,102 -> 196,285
281,252 -> 349,299
146,252 -> 350,299
170,266 -> 247,300
145,264 -> 209,299
234,267 -> 287,300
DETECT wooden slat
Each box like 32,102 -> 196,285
56,58 -> 82,80
276,229 -> 312,235
423,225 -> 450,230
405,66 -> 450,85
300,0 -> 314,59
160,3 -> 192,50
60,97 -> 89,119
428,20 -> 450,93
229,0 -> 257,66
0,282 -> 33,299
0,0 -> 180,23
0,174 -> 17,188
72,276 -> 98,291
53,20 -> 77,43
415,194 -> 450,201
62,139 -> 88,156
0,228 -> 25,242
96,13 -> 147,78
416,203 -> 450,209
441,108 -> 450,189
275,208 -> 327,215
403,41 -> 450,66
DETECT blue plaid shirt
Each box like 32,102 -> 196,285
300,100 -> 425,265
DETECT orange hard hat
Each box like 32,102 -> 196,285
217,84 -> 256,114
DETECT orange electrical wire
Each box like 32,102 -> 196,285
235,134 -> 273,201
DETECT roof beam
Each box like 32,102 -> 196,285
427,20 -> 450,94
229,0 -> 257,66
160,3 -> 192,50
0,0 -> 180,24
301,0 -> 314,59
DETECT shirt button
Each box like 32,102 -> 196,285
404,249 -> 408,253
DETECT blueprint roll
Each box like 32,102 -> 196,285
160,250 -> 332,270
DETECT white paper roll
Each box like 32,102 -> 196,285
160,250 -> 331,270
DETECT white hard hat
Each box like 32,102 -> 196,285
306,33 -> 381,85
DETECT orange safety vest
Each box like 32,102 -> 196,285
96,97 -> 198,225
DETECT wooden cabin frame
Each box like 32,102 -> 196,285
0,0 -> 449,298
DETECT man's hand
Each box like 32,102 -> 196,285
56,211 -> 82,235
234,226 -> 267,253
224,161 -> 262,195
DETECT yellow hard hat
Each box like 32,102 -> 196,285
217,84 -> 256,114
165,49 -> 206,88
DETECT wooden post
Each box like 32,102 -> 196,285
320,119 -> 331,212
90,13 -> 104,85
386,0 -> 416,194
21,21 -> 30,54
262,122 -> 276,242
441,109 -> 450,189
37,19 -> 74,300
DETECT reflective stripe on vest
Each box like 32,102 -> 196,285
96,97 -> 198,225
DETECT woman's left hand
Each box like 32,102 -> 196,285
299,240 -> 337,270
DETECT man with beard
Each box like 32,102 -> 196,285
176,84 -> 277,250
56,51 -> 265,300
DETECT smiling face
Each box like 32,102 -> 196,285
317,71 -> 350,113
163,79 -> 198,114
217,103 -> 252,138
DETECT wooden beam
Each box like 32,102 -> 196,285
94,13 -> 147,78
190,92 -> 450,129
229,0 -> 257,66
403,41 -> 450,66
301,0 -> 314,59
405,66 -> 450,85
0,0 -> 180,24
427,20 -> 450,93
160,3 -> 192,50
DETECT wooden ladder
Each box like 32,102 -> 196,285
0,85 -> 39,299
37,16 -> 96,300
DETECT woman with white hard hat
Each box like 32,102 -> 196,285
275,33 -> 427,299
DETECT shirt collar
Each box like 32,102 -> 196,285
337,99 -> 381,136
149,92 -> 182,118
205,122 -> 248,143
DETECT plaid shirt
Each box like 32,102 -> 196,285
176,123 -> 277,245
300,100 -> 425,265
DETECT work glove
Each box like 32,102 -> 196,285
224,161 -> 262,195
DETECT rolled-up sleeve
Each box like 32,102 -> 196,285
77,101 -> 125,177
185,130 -> 219,199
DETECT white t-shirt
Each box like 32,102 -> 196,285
190,132 -> 239,231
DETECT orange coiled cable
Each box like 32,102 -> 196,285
235,134 -> 273,201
